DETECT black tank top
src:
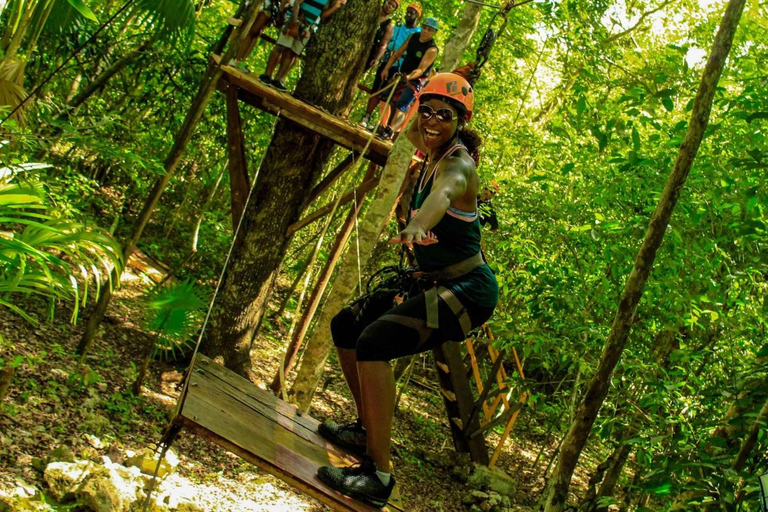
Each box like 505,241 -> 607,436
367,19 -> 392,62
399,34 -> 437,79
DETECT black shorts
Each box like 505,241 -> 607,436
331,289 -> 494,362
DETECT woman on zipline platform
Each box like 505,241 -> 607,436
317,72 -> 499,507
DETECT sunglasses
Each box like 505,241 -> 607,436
418,104 -> 455,123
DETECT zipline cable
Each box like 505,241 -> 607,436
0,0 -> 139,127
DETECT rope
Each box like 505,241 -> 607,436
0,0 -> 139,127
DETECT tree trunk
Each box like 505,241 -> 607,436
732,395 -> 768,471
290,133 -> 415,410
226,84 -> 250,228
67,35 -> 158,111
77,2 -> 264,356
201,0 -> 382,377
440,2 -> 483,72
541,0 -> 746,508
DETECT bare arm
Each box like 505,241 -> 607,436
405,46 -> 437,81
371,22 -> 394,66
394,158 -> 470,245
321,0 -> 345,20
381,34 -> 411,79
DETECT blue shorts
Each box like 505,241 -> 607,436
394,80 -> 422,112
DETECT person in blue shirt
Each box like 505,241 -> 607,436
359,3 -> 422,129
259,0 -> 346,92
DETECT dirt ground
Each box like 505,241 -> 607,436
0,254 -> 572,511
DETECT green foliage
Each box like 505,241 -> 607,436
0,163 -> 124,327
142,279 -> 206,360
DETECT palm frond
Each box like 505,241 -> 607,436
129,0 -> 195,45
143,279 -> 207,361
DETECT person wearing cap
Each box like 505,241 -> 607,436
317,72 -> 498,508
478,180 -> 499,231
360,2 -> 422,129
377,16 -> 439,139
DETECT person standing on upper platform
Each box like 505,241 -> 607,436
359,2 -> 422,129
258,0 -> 346,92
377,16 -> 439,139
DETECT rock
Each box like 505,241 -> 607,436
126,447 -> 179,479
44,460 -> 94,502
84,434 -> 104,449
75,461 -> 150,512
468,465 -> 518,497
105,444 -> 125,465
176,500 -> 205,512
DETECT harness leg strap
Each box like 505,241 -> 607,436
424,286 -> 472,338
437,286 -> 472,338
425,286 -> 440,329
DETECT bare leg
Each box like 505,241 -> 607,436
275,51 -> 297,82
358,360 -> 395,472
337,347 -> 364,419
235,12 -> 271,62
264,46 -> 284,76
390,109 -> 407,133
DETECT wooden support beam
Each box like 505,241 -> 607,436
212,55 -> 391,166
226,84 -> 250,228
464,349 -> 506,434
271,162 -> 378,393
287,176 -> 379,236
306,152 -> 359,207
469,403 -> 524,439
433,343 -> 489,465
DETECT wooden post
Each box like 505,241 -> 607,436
226,84 -> 250,228
271,162 -> 378,393
433,343 -> 489,465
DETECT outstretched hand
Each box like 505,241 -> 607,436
390,225 -> 438,248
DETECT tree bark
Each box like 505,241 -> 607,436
732,395 -> 768,471
77,2 -> 264,356
201,0 -> 382,377
541,0 -> 746,508
440,2 -> 483,72
226,84 -> 250,228
290,132 -> 415,410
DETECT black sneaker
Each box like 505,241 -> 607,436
318,418 -> 366,455
317,456 -> 395,508
375,125 -> 393,141
258,74 -> 272,85
272,79 -> 288,93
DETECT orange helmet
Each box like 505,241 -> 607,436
419,72 -> 474,121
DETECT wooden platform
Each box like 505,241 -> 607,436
213,55 -> 392,166
175,354 -> 404,512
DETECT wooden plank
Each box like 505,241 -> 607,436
212,55 -> 391,166
178,356 -> 405,511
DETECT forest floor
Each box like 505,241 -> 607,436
0,253 -> 590,511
